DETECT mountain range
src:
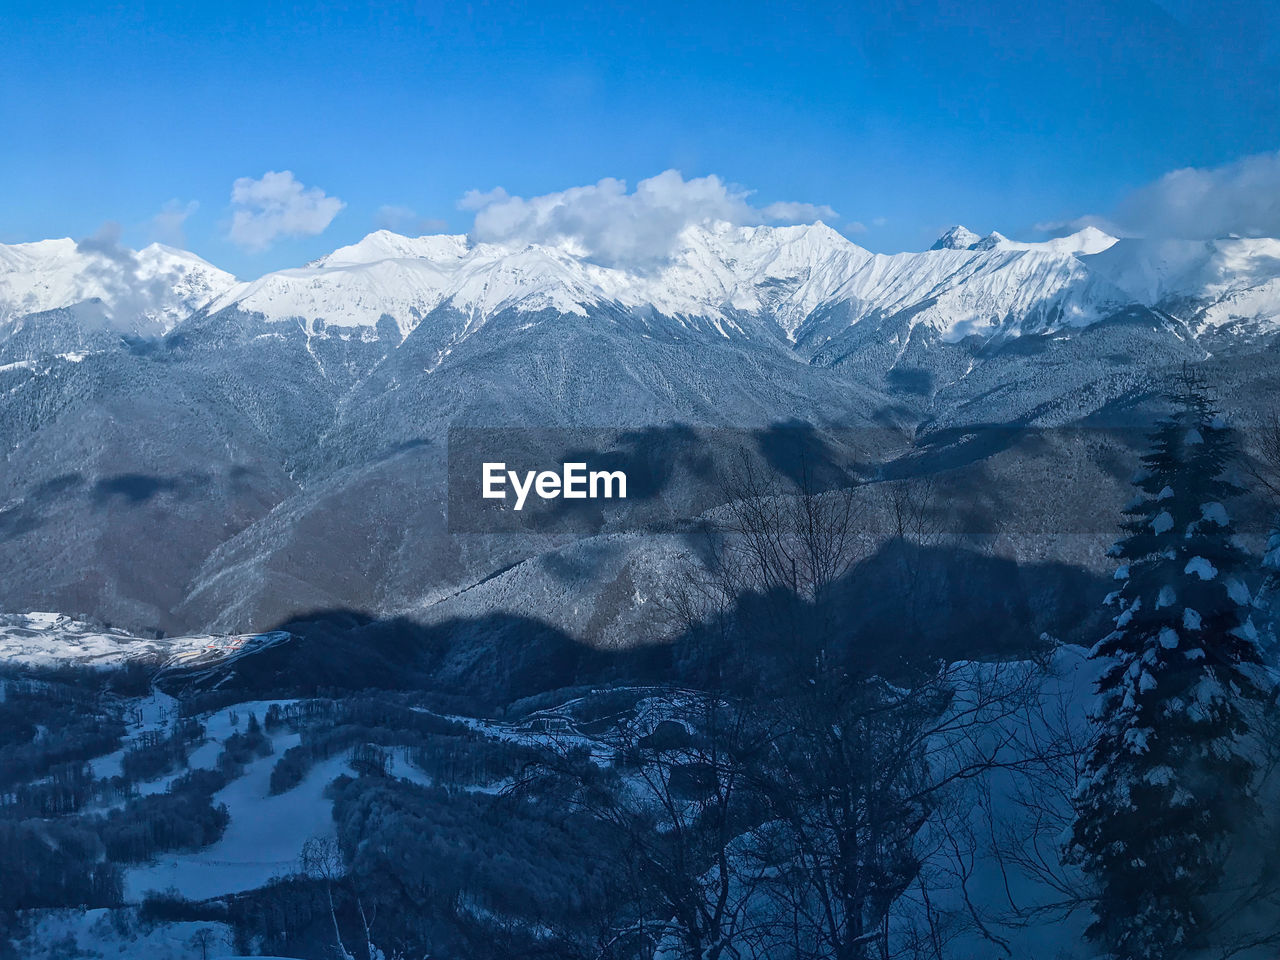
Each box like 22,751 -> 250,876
2,220 -> 1279,640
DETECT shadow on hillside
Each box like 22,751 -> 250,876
92,472 -> 210,505
157,540 -> 1110,714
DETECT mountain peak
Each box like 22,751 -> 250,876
312,230 -> 471,268
930,225 -> 982,251
971,231 -> 1010,251
1067,226 -> 1119,254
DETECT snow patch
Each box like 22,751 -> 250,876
1184,557 -> 1218,580
1200,502 -> 1229,526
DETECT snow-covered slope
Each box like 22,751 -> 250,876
0,238 -> 236,336
1085,235 -> 1280,334
796,228 -> 1135,345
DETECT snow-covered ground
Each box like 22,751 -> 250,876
124,738 -> 340,902
7,640 -> 1258,957
0,612 -> 291,670
909,645 -> 1100,957
13,908 -> 234,960
118,695 -> 432,903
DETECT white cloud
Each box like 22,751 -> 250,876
457,187 -> 511,211
759,200 -> 838,222
149,199 -> 199,247
75,222 -> 171,328
460,170 -> 840,266
76,221 -> 135,268
1046,151 -> 1280,241
374,204 -> 448,235
1114,151 -> 1280,239
228,170 -> 345,252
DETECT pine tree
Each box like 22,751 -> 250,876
1255,526 -> 1280,661
1067,370 -> 1267,959
1243,409 -> 1280,662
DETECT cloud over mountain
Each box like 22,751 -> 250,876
1047,150 -> 1280,242
75,222 -> 166,325
374,204 -> 448,235
228,170 -> 345,252
1114,150 -> 1280,240
460,170 -> 839,267
149,199 -> 199,247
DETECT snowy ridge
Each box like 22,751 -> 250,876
205,221 -> 1213,347
206,221 -> 874,339
0,238 -> 236,336
806,239 -> 1134,342
983,225 -> 1118,256
929,224 -> 1118,256
1085,235 -> 1280,333
9,220 -> 1280,351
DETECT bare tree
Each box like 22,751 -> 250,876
517,691 -> 774,960
188,927 -> 220,960
875,477 -> 945,636
654,459 -> 1049,960
718,455 -> 866,608
1243,408 -> 1280,507
301,835 -> 359,960
658,454 -> 869,693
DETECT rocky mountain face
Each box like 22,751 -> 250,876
2,221 -> 1279,640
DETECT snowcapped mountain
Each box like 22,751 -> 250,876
929,225 -> 1118,256
795,228 -> 1135,346
10,221 -> 1280,357
7,224 -> 1280,960
204,221 -> 873,341
1085,235 -> 1280,335
930,225 -> 983,250
0,238 -> 236,336
6,217 -> 1280,637
198,220 -> 1280,352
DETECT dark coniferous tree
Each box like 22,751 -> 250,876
1068,371 -> 1266,958
1256,527 -> 1280,660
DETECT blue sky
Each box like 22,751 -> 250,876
2,0 -> 1279,277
